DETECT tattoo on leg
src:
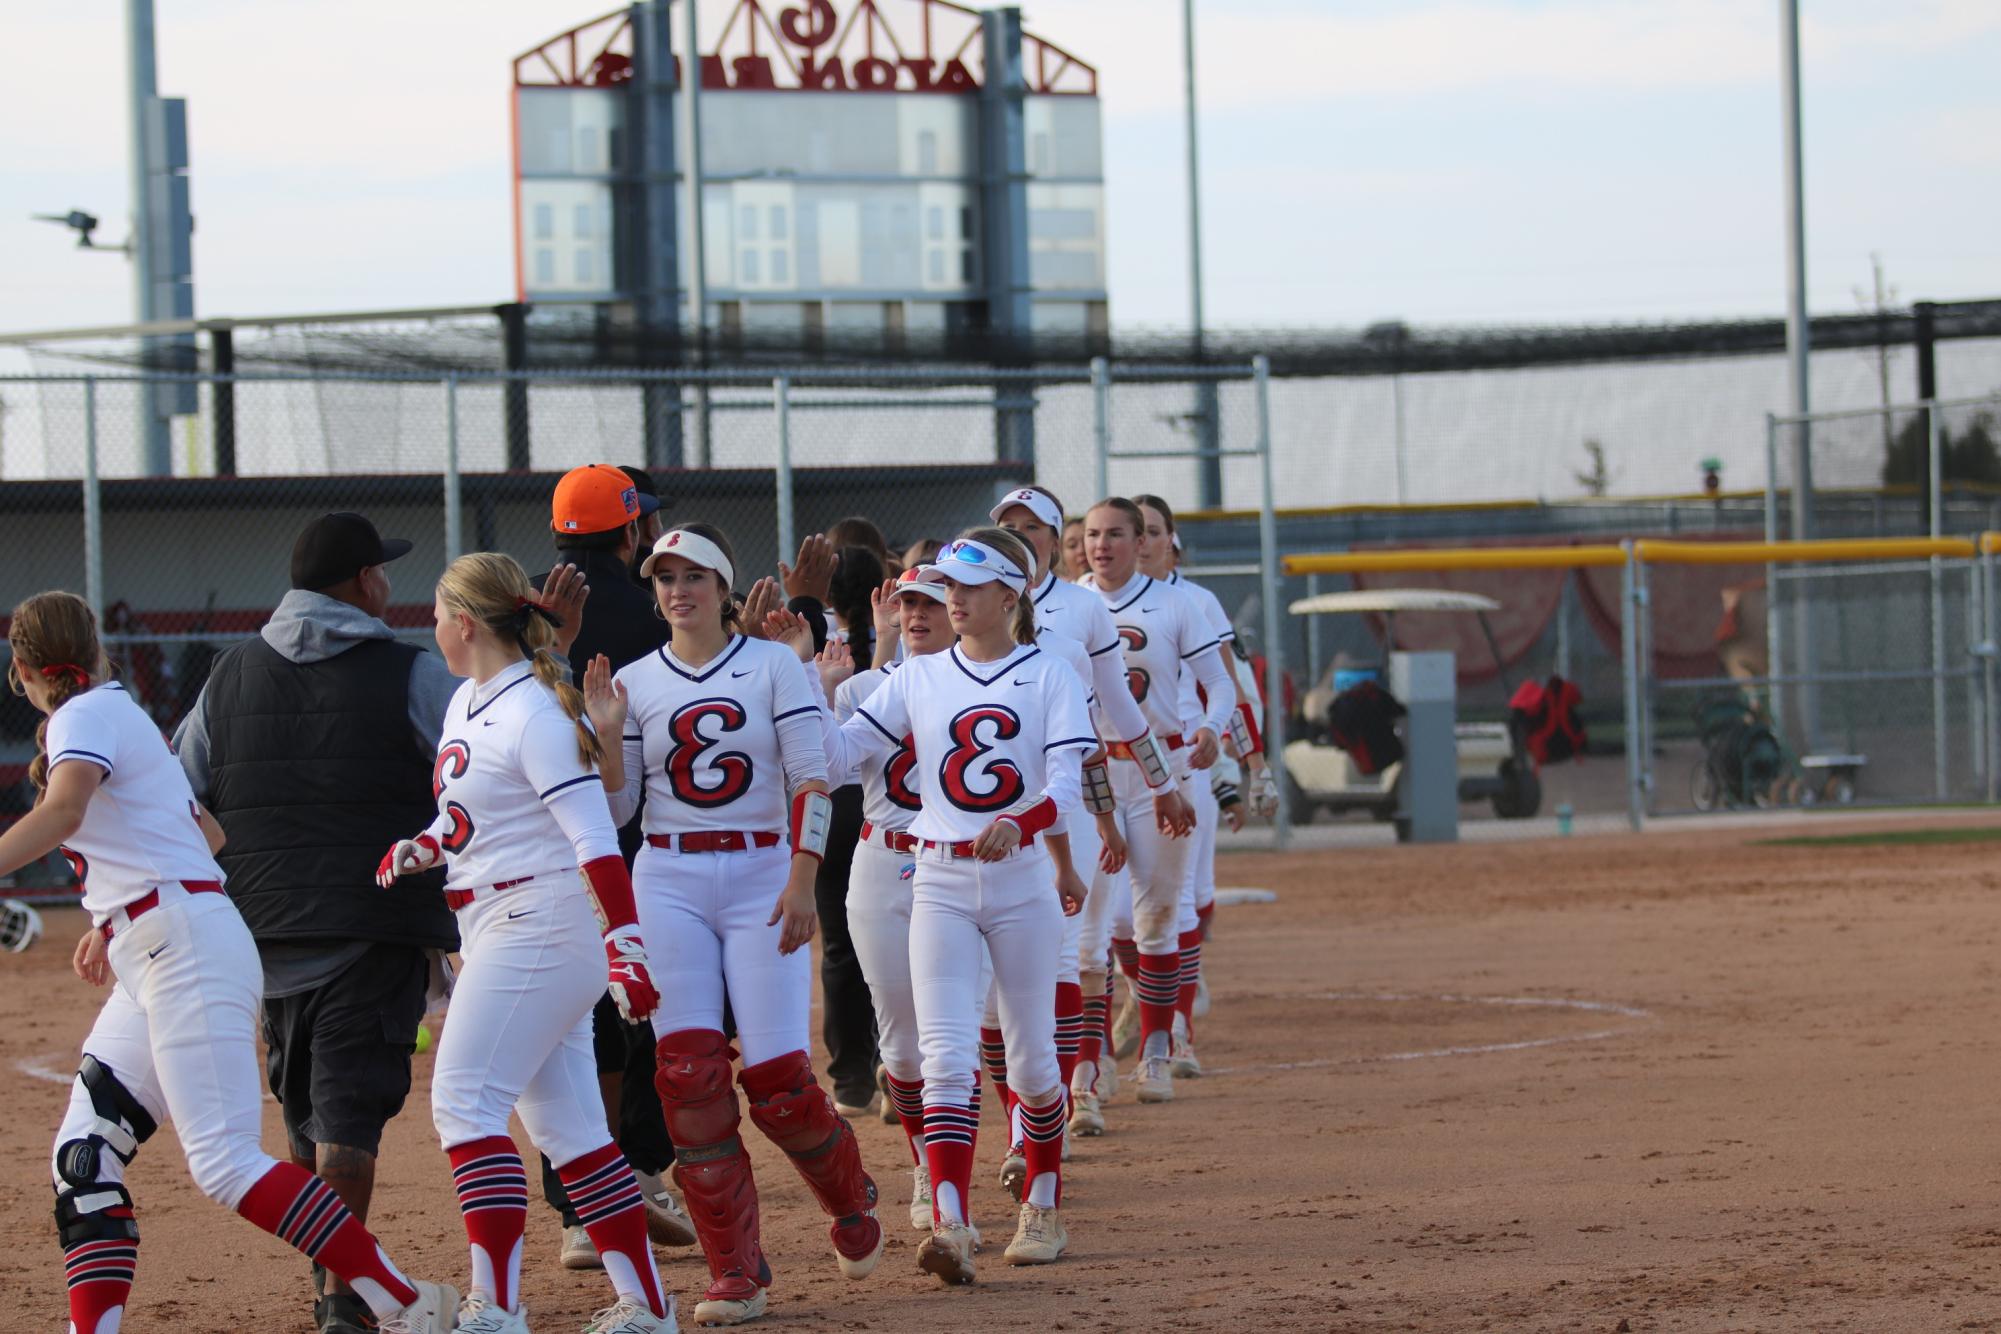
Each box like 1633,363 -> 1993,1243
315,1144 -> 378,1298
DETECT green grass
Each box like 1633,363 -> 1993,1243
1757,826 -> 2001,849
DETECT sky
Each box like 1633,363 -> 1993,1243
3,0 -> 2000,338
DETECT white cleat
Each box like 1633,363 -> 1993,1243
1002,1202 -> 1069,1266
377,1281 -> 461,1334
1069,1089 -> 1105,1136
691,1281 -> 767,1328
1111,997 -> 1141,1060
917,1222 -> 979,1285
910,1161 -> 936,1230
1193,972 -> 1211,1019
1135,1056 -> 1175,1103
635,1171 -> 699,1248
999,1145 -> 1028,1201
1098,1054 -> 1119,1101
584,1295 -> 679,1333
561,1223 -> 603,1270
455,1291 -> 532,1334
1169,1032 -> 1203,1079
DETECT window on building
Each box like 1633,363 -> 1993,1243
577,126 -> 599,171
927,207 -> 943,242
928,250 -> 944,284
741,249 -> 761,283
534,248 -> 555,284
961,250 -> 975,284
917,130 -> 938,175
740,205 -> 759,241
574,203 -> 593,238
575,249 -> 595,284
533,203 -> 554,242
771,249 -> 789,284
770,204 -> 788,240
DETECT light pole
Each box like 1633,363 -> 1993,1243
680,0 -> 711,466
1183,0 -> 1221,508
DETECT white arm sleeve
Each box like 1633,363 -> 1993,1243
830,668 -> 906,782
1090,643 -> 1150,743
1041,667 -> 1094,823
770,649 -> 830,792
544,779 -> 622,867
519,711 -> 621,866
800,659 -> 853,785
607,716 -> 645,827
1188,643 -> 1237,741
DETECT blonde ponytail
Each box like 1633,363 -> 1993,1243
8,592 -> 106,799
438,553 -> 604,770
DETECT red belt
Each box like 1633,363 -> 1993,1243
445,876 -> 534,912
1108,732 -> 1184,762
860,821 -> 918,854
648,831 -> 783,854
918,834 -> 1036,860
104,881 -> 223,939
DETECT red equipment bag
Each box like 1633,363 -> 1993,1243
1509,675 -> 1586,768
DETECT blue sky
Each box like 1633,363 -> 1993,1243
4,0 -> 1999,335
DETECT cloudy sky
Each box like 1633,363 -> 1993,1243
4,0 -> 1999,336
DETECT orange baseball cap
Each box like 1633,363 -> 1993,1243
551,464 -> 660,535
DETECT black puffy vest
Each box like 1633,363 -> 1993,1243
203,636 -> 456,949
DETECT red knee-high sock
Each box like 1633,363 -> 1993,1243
447,1136 -> 527,1310
1175,927 -> 1204,1032
236,1163 -> 418,1320
1054,982 -> 1085,1090
1078,983 -> 1108,1082
1018,1095 -> 1066,1208
558,1143 -> 668,1318
980,1027 -> 1015,1122
921,1103 -> 979,1227
885,1074 -> 927,1164
63,1219 -> 136,1334
1135,952 -> 1181,1052
1112,937 -> 1141,982
1196,900 -> 1216,942
1100,962 -> 1118,1051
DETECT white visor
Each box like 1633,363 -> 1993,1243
917,538 -> 1028,593
989,487 -> 1064,532
894,571 -> 949,604
641,529 -> 735,587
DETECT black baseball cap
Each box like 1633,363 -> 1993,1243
291,512 -> 413,591
619,465 -> 667,512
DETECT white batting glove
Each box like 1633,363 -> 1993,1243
374,835 -> 442,888
1250,768 -> 1280,820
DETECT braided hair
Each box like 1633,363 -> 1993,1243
436,553 -> 603,770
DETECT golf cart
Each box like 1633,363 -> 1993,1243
1283,589 -> 1543,827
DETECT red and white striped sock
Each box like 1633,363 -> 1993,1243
448,1137 -> 527,1310
1175,927 -> 1204,1033
1136,952 -> 1181,1058
979,1027 -> 1015,1121
1018,1095 -> 1066,1208
920,1103 -> 979,1227
1077,980 -> 1109,1086
64,1234 -> 136,1334
1054,982 -> 1086,1090
884,1074 -> 927,1163
235,1163 -> 418,1321
1112,937 -> 1141,983
1100,962 -> 1118,1052
558,1143 -> 668,1318
1196,900 -> 1216,941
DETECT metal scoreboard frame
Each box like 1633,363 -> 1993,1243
511,0 -> 1106,349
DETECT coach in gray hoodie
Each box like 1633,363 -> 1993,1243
173,513 -> 459,1334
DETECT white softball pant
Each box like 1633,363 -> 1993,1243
854,836 -> 994,1082
911,845 -> 1061,1106
635,843 -> 807,1065
55,887 -> 276,1209
1181,770 -> 1219,932
430,872 -> 607,1166
1056,813 -> 1102,986
1108,758 -> 1194,955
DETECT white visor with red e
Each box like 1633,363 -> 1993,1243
989,487 -> 1064,531
894,567 -> 949,604
918,539 -> 1027,594
640,529 -> 735,586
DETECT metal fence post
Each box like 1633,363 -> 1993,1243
1252,355 -> 1290,848
1930,400 -> 1948,797
443,373 -> 463,561
1765,413 -> 1784,732
774,375 -> 796,571
82,376 -> 104,619
1986,543 -> 2000,803
1090,356 -> 1110,503
1621,540 -> 1644,830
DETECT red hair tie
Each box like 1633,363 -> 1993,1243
40,663 -> 91,688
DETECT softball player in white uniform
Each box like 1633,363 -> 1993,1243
817,530 -> 1093,1282
610,524 -> 880,1328
376,553 -> 673,1334
990,487 -> 1186,1133
1,592 -> 456,1334
1081,499 -> 1237,1103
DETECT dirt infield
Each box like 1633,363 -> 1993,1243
7,815 -> 2001,1331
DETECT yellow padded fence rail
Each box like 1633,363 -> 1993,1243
1636,537 -> 1975,564
1282,545 -> 1625,575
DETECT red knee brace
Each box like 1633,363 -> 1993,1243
738,1050 -> 878,1224
656,1030 -> 768,1290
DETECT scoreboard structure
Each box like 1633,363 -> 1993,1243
513,0 -> 1105,351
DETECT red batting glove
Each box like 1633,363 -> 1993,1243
603,924 -> 659,1022
375,834 -> 441,888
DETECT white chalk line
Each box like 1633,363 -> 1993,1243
16,1057 -> 72,1086
1202,991 -> 1655,1076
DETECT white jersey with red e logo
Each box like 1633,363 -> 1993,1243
45,682 -> 224,918
1084,573 -> 1219,743
612,633 -> 827,837
834,662 -> 922,832
1169,569 -> 1236,733
428,661 -> 611,893
836,643 -> 1094,845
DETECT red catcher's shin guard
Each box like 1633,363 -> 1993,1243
656,1029 -> 770,1300
739,1051 -> 881,1265
236,1163 -> 419,1318
1136,952 -> 1181,1047
1054,982 -> 1085,1090
447,1136 -> 528,1311
884,1074 -> 927,1163
557,1143 -> 667,1319
1175,927 -> 1204,1032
